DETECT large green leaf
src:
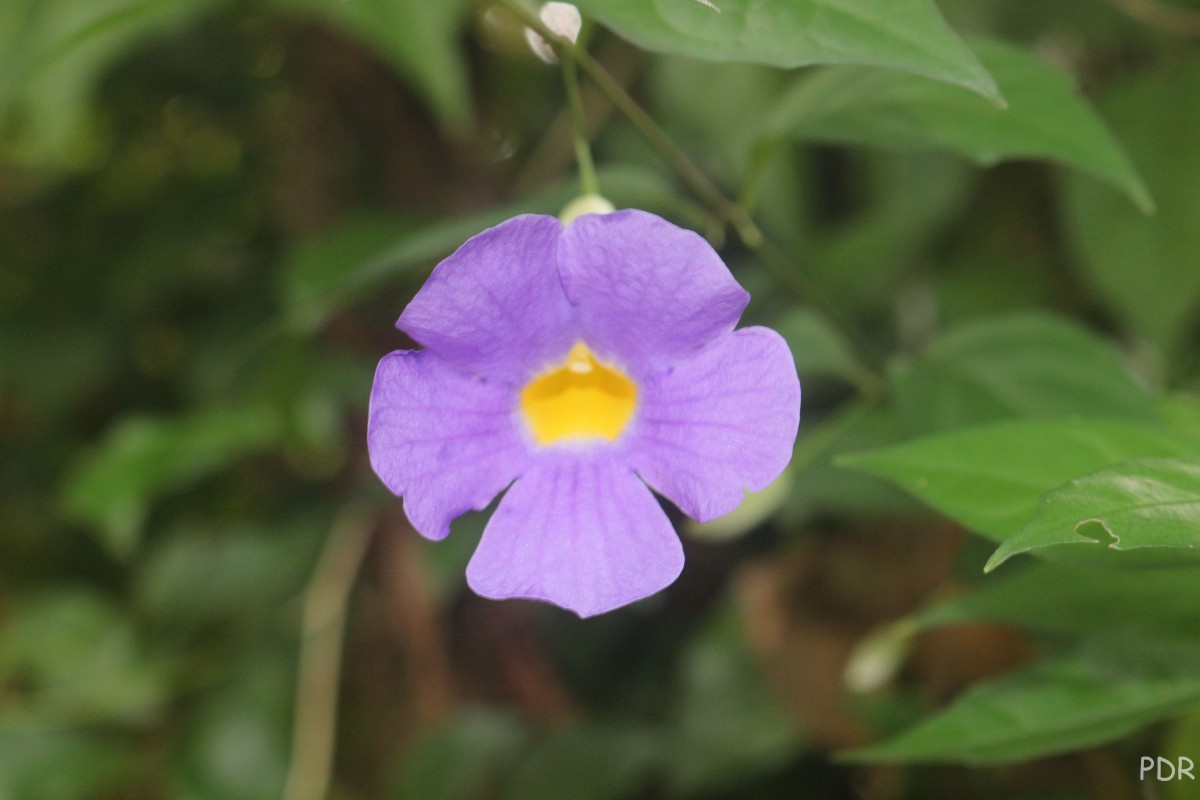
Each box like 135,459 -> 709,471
62,406 -> 285,557
847,632 -> 1200,764
986,457 -> 1200,571
889,314 -> 1156,433
839,419 -> 1200,539
762,39 -> 1151,211
1062,56 -> 1200,352
913,561 -> 1200,636
572,0 -> 1000,102
271,0 -> 474,130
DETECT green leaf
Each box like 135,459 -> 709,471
0,0 -> 213,167
393,709 -> 528,800
270,0 -> 474,130
986,457 -> 1200,572
1062,56 -> 1200,352
762,39 -> 1151,211
773,309 -> 873,385
175,653 -> 292,800
846,632 -> 1200,764
890,313 -> 1156,433
135,523 -> 322,631
0,590 -> 167,726
572,0 -> 1000,102
839,419 -> 1200,540
501,724 -> 658,800
0,731 -> 132,800
664,611 -> 800,793
62,406 -> 285,558
912,561 -> 1200,636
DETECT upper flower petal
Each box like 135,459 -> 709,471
628,326 -> 800,522
465,454 -> 684,618
557,210 -> 750,376
368,350 -> 531,540
398,215 -> 576,384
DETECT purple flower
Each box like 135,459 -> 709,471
368,210 -> 800,617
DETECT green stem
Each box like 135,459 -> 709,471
282,506 -> 375,800
562,50 -> 600,196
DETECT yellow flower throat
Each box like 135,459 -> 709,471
519,342 -> 637,446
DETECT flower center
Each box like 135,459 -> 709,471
519,342 -> 637,446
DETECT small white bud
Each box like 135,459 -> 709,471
844,619 -> 918,693
524,2 -> 582,65
558,193 -> 615,225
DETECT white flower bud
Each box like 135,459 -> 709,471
525,2 -> 582,64
558,193 -> 616,225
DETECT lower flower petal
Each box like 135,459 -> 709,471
465,455 -> 683,618
629,327 -> 800,522
368,350 -> 530,540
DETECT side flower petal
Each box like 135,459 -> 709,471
557,210 -> 750,375
398,215 -> 576,384
465,455 -> 684,618
368,350 -> 531,540
629,327 -> 800,522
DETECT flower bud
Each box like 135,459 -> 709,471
558,193 -> 615,225
525,2 -> 582,64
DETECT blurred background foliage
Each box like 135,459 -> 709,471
4,0 -> 1200,798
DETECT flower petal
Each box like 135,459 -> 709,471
368,350 -> 530,540
558,210 -> 750,375
466,455 -> 683,617
629,327 -> 800,522
398,215 -> 576,384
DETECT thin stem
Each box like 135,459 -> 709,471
562,50 -> 600,195
282,506 -> 375,800
500,0 -> 885,384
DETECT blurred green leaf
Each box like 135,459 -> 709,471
62,406 -> 285,558
135,523 -> 321,631
393,708 -> 528,800
1161,394 -> 1200,444
986,457 -> 1200,572
664,612 -> 800,794
774,309 -> 873,386
174,653 -> 291,800
889,314 -> 1155,433
1164,709 -> 1200,800
912,561 -> 1200,636
806,152 -> 974,310
271,0 -> 474,130
573,0 -> 1000,102
0,589 -> 167,725
763,39 -> 1151,211
501,723 -> 658,800
0,0 -> 213,167
1062,56 -> 1200,353
840,419 -> 1200,539
0,730 -> 133,800
847,632 -> 1200,764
